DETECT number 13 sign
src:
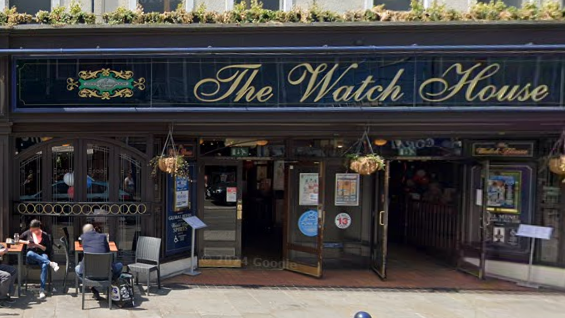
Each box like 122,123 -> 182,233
335,213 -> 352,229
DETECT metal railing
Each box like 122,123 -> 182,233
15,201 -> 150,216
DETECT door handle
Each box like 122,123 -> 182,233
379,211 -> 385,226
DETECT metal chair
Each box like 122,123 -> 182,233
81,252 -> 113,310
59,236 -> 75,293
127,236 -> 161,296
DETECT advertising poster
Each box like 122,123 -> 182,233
487,171 -> 521,214
226,187 -> 237,202
335,173 -> 360,206
174,176 -> 190,211
166,165 -> 195,256
299,173 -> 319,206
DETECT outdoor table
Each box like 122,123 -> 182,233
1,242 -> 23,298
74,241 -> 118,294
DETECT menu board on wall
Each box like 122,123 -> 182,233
166,165 -> 195,256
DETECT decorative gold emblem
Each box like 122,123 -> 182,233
67,68 -> 145,100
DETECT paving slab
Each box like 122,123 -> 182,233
0,284 -> 564,318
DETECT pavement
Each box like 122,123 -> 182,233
1,283 -> 565,318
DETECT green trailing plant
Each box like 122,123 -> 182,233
36,1 -> 95,25
0,7 -> 32,26
102,6 -> 142,24
2,0 -> 565,26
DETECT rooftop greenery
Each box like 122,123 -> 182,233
1,0 -> 565,26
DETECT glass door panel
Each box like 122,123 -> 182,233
284,162 -> 325,277
199,161 -> 243,267
457,160 -> 489,279
51,143 -> 74,201
371,162 -> 389,279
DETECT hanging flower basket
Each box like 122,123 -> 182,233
548,155 -> 565,176
546,130 -> 565,182
149,126 -> 190,178
342,129 -> 386,175
348,154 -> 386,175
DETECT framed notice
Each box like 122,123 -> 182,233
487,170 -> 521,214
335,173 -> 360,206
174,176 -> 190,211
299,173 -> 319,206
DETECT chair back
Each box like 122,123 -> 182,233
83,252 -> 112,281
135,236 -> 161,264
59,236 -> 70,263
62,227 -> 70,244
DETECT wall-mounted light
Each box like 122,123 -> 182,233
256,140 -> 269,146
374,139 -> 387,146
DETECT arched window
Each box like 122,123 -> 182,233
15,137 -> 150,263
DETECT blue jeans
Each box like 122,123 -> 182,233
75,262 -> 123,282
26,251 -> 51,290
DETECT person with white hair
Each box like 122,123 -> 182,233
75,224 -> 123,300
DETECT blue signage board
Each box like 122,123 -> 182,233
13,54 -> 565,111
165,164 -> 196,256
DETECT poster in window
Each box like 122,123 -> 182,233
487,170 -> 521,214
335,173 -> 360,206
174,176 -> 190,211
299,173 -> 319,206
226,187 -> 237,202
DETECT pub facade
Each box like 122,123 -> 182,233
1,22 -> 565,287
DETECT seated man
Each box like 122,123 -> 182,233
75,224 -> 123,300
20,219 -> 59,300
0,246 -> 17,308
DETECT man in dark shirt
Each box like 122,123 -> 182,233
76,224 -> 123,300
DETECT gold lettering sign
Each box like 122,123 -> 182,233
193,64 -> 274,103
419,63 -> 549,103
473,142 -> 534,157
88,62 -> 549,105
193,62 -> 548,105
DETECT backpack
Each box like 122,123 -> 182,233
111,274 -> 135,308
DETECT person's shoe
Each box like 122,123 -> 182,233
0,297 -> 16,304
0,301 -> 12,308
50,262 -> 59,272
38,290 -> 46,300
91,287 -> 101,300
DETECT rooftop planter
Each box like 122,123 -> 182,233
1,0 -> 565,27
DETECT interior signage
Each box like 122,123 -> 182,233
14,55 -> 563,111
472,141 -> 534,157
